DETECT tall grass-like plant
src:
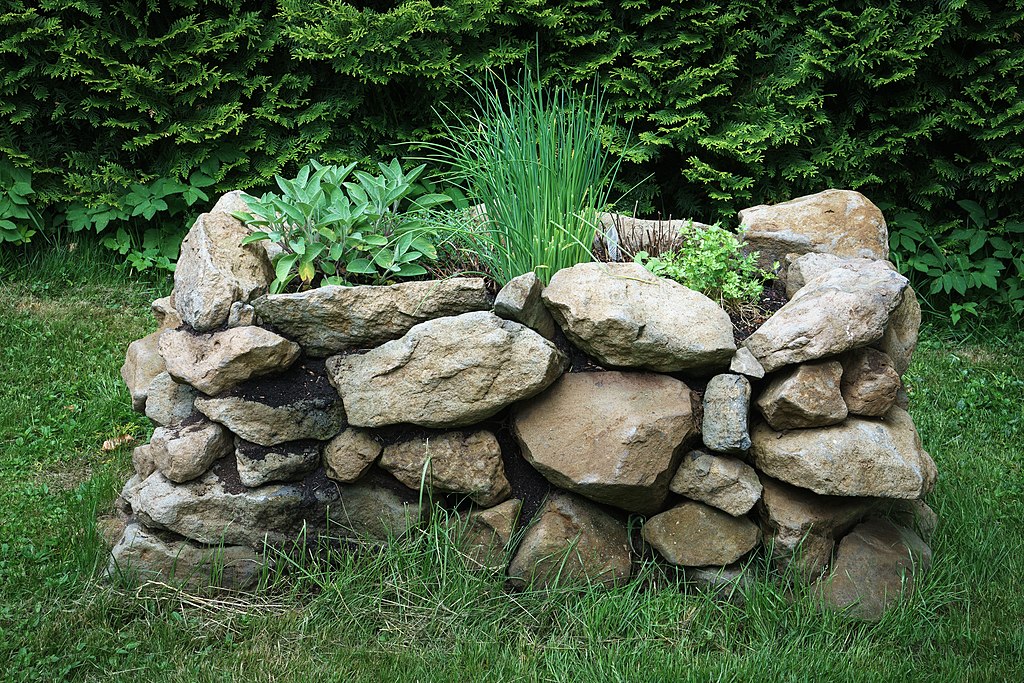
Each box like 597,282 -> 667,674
429,66 -> 617,286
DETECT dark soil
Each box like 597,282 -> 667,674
226,357 -> 335,406
730,277 -> 788,344
212,453 -> 246,494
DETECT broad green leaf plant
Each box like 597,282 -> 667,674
234,159 -> 451,292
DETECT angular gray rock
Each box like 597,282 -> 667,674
542,262 -> 736,373
750,406 -> 937,499
784,252 -> 887,299
702,374 -> 752,453
173,211 -> 273,332
160,327 -> 300,396
840,348 -> 900,417
143,371 -> 197,427
877,286 -> 922,376
151,294 -> 182,330
107,522 -> 265,589
450,499 -> 522,570
493,272 -> 558,339
755,361 -> 848,430
227,301 -> 256,328
729,347 -> 765,379
507,492 -> 631,589
743,262 -> 908,372
150,421 -> 233,483
738,189 -> 889,269
235,439 -> 321,488
323,428 -> 383,483
328,311 -> 565,428
195,393 -> 346,447
252,278 -> 491,356
642,501 -> 761,567
131,468 -> 326,547
816,518 -> 932,621
757,476 -> 877,582
380,431 -> 511,507
132,443 -> 157,479
669,450 -> 762,516
121,330 -> 165,413
211,189 -> 251,215
512,371 -> 697,515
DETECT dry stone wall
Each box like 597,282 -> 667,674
110,189 -> 936,621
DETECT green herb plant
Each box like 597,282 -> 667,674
633,222 -> 776,308
235,159 -> 451,292
428,63 -> 618,286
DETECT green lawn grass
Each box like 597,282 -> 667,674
1,244 -> 1022,682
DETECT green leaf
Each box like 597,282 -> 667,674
275,253 -> 299,282
345,257 -> 376,274
240,232 -> 270,245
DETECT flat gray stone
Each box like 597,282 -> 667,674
328,311 -> 566,428
235,439 -> 321,488
670,450 -> 762,516
195,393 -> 346,447
252,278 -> 491,356
702,374 -> 752,453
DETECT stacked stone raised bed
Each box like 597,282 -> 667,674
111,189 -> 937,620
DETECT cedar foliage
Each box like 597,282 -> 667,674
1,0 -> 1022,231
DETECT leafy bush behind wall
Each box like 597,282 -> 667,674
2,1 -> 1021,254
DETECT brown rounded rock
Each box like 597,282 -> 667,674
642,501 -> 760,567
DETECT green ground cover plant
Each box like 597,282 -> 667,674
633,222 -> 778,310
1,244 -> 1022,681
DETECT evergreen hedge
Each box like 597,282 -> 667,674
2,0 -> 1021,240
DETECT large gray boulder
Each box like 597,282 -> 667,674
512,371 -> 697,515
542,262 -> 736,373
743,262 -> 908,372
252,278 -> 491,356
643,501 -> 761,567
327,312 -> 566,428
784,252 -> 887,299
755,361 -> 848,430
173,211 -> 273,332
107,522 -> 265,589
816,518 -> 932,620
195,393 -> 346,447
669,450 -> 762,516
326,473 -> 430,542
750,406 -> 937,499
160,327 -> 300,395
738,189 -> 889,269
121,330 -> 165,413
757,476 -> 877,582
701,374 -> 752,454
493,272 -> 558,340
877,286 -> 922,376
150,421 -> 233,483
507,492 -> 631,589
379,431 -> 511,507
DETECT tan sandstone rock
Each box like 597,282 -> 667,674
508,492 -> 631,589
542,262 -> 736,373
669,450 -> 762,516
756,361 -> 848,430
323,428 -> 383,483
121,330 -> 165,413
512,371 -> 697,515
493,271 -> 558,339
840,348 -> 901,417
328,312 -> 566,428
738,189 -> 889,269
380,431 -> 511,507
150,420 -> 233,483
643,501 -> 761,567
750,406 -> 937,499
